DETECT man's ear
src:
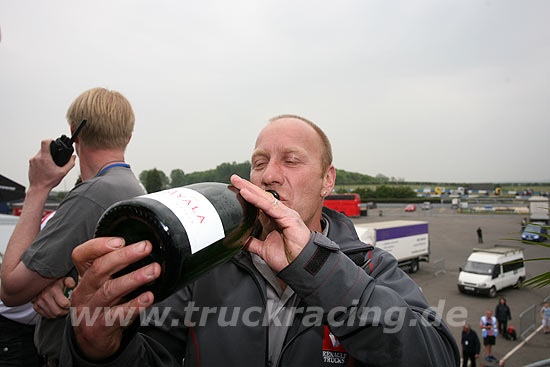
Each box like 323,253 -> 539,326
70,124 -> 78,144
322,165 -> 336,197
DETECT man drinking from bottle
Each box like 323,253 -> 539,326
58,115 -> 460,366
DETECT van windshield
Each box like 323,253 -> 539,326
463,261 -> 495,275
524,224 -> 542,233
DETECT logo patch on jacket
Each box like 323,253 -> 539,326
322,326 -> 349,365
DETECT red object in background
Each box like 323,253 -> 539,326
405,204 -> 416,212
323,194 -> 361,217
12,207 -> 53,218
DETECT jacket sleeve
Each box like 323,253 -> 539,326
278,231 -> 460,367
474,332 -> 481,355
59,287 -> 192,367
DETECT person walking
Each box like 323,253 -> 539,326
461,324 -> 480,367
480,310 -> 497,362
542,303 -> 550,334
476,227 -> 483,244
495,298 -> 512,337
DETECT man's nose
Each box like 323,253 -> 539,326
261,160 -> 283,186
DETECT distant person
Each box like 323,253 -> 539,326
521,218 -> 527,231
480,310 -> 497,362
542,303 -> 550,334
495,298 -> 511,337
476,227 -> 483,244
0,87 -> 146,366
461,324 -> 480,367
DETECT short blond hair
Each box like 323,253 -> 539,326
66,87 -> 135,150
269,114 -> 333,172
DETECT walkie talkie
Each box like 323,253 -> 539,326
50,119 -> 87,166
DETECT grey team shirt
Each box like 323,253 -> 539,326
21,166 -> 145,278
21,166 -> 146,359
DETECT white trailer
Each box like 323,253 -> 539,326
529,196 -> 550,224
354,220 -> 429,273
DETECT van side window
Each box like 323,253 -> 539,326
503,259 -> 524,273
492,265 -> 501,278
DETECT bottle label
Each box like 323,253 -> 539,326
142,188 -> 225,254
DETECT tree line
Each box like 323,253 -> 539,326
344,185 -> 417,200
139,162 -> 252,193
138,162 -> 415,198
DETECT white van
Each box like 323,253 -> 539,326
457,246 -> 525,298
0,214 -> 19,259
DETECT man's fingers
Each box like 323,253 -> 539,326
84,241 -> 154,290
46,294 -> 70,317
33,302 -> 53,319
34,293 -> 64,319
40,139 -> 53,152
104,291 -> 155,328
85,261 -> 161,309
53,285 -> 71,310
244,237 -> 263,258
231,175 -> 285,219
62,155 -> 77,171
72,237 -> 126,275
64,276 -> 76,289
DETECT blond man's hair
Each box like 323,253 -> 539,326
66,87 -> 135,150
269,114 -> 333,172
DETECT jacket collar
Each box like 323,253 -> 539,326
322,206 -> 370,253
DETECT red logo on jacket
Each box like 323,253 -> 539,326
323,326 -> 347,352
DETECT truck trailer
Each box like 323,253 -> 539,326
529,196 -> 550,224
354,220 -> 429,273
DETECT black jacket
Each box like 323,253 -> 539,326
61,208 -> 460,366
495,303 -> 511,321
461,329 -> 480,355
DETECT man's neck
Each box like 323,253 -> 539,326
78,146 -> 126,181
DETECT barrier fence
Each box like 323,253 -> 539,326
519,304 -> 537,340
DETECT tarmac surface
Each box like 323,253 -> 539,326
351,206 -> 550,367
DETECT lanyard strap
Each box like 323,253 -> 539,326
96,163 -> 130,177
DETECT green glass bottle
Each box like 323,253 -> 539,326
95,182 -> 259,303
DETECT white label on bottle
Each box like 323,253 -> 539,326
141,188 -> 225,254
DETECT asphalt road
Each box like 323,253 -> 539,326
351,206 -> 550,367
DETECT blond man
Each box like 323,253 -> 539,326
0,87 -> 146,365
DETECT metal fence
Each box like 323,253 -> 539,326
519,304 -> 537,340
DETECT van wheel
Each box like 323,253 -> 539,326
514,277 -> 525,288
488,287 -> 497,298
409,259 -> 419,274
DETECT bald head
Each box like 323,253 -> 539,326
268,114 -> 333,173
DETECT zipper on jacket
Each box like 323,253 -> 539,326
274,323 -> 315,367
231,255 -> 270,364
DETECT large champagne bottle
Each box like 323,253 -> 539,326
95,182 -> 259,303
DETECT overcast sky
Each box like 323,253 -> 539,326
1,0 -> 549,190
